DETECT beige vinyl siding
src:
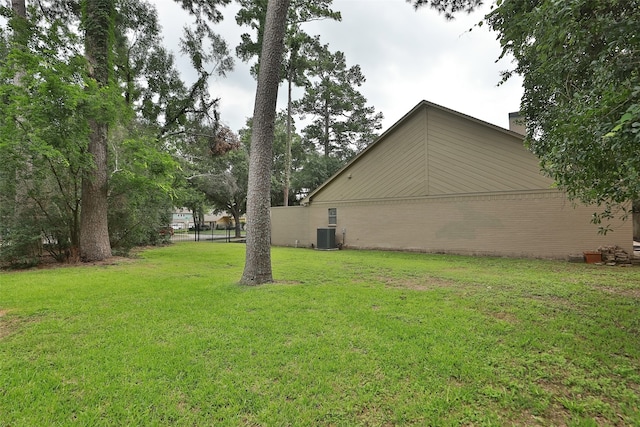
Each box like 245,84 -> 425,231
312,105 -> 554,204
312,111 -> 427,202
426,108 -> 554,195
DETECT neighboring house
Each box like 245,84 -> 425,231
171,208 -> 246,230
271,100 -> 633,259
171,208 -> 193,230
215,216 -> 247,230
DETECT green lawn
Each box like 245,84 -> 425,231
1,243 -> 639,426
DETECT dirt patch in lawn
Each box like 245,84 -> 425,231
590,284 -> 640,299
271,280 -> 305,286
0,309 -> 21,340
380,275 -> 466,291
0,309 -> 47,340
1,254 -> 137,273
487,310 -> 520,324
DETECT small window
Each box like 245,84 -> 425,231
328,208 -> 337,225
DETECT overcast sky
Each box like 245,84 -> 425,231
156,0 -> 522,135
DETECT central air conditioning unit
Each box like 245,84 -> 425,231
316,227 -> 336,250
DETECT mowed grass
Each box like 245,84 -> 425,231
1,243 -> 639,426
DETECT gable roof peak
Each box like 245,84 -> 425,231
303,99 -> 524,204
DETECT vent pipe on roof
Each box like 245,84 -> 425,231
508,112 -> 526,135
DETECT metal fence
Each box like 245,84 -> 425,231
170,227 -> 246,243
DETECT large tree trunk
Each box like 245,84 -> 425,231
80,0 -> 113,262
232,208 -> 242,238
323,93 -> 330,156
11,0 -> 25,19
240,0 -> 290,285
80,120 -> 111,261
284,73 -> 292,207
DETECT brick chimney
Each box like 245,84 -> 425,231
508,112 -> 525,135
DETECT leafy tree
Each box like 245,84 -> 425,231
270,113 -> 308,206
241,0 -> 290,285
0,31 -> 9,248
485,0 -> 640,230
77,0 -> 233,260
0,3 -> 93,265
0,0 -> 35,265
235,0 -> 340,76
239,113 -> 308,206
296,41 -> 383,160
173,0 -> 231,39
108,126 -> 179,253
236,0 -> 340,205
109,0 -> 235,247
280,30 -> 308,206
291,150 -> 342,198
80,0 -> 117,261
411,0 -> 640,229
411,0 -> 481,19
0,0 -> 235,266
197,147 -> 248,238
112,0 -> 233,144
0,23 -> 8,60
108,0 -> 233,254
175,124 -> 244,237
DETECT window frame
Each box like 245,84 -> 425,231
328,208 -> 337,226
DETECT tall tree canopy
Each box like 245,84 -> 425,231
411,0 -> 481,18
486,0 -> 640,229
236,0 -> 340,205
296,41 -> 383,160
412,0 -> 640,229
0,0 -> 234,266
0,1 -> 101,264
235,0 -> 340,77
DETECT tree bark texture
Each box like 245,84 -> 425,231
80,0 -> 114,261
240,0 -> 290,285
284,74 -> 292,206
11,0 -> 26,18
80,119 -> 111,261
323,94 -> 330,156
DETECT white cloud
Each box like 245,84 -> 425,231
156,0 -> 522,134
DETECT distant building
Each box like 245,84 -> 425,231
171,208 -> 245,230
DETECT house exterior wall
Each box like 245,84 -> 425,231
290,191 -> 631,258
270,206 -> 310,247
311,107 -> 554,204
313,108 -> 429,201
425,108 -> 554,195
270,101 -> 634,258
